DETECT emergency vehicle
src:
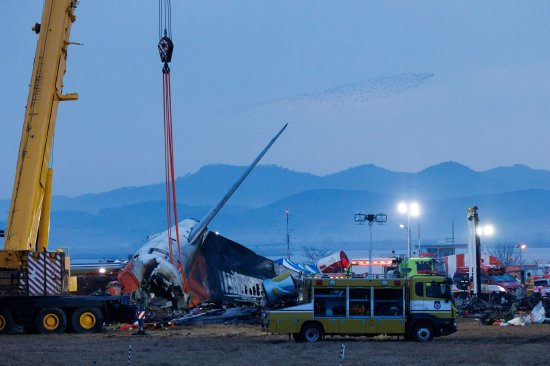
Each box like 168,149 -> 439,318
534,276 -> 550,296
350,255 -> 446,277
264,274 -> 457,342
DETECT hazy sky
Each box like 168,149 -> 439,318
1,1 -> 550,199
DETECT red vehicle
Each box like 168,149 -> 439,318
453,265 -> 523,297
534,277 -> 550,297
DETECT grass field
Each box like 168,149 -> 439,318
1,317 -> 549,365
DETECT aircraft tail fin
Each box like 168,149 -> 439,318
188,123 -> 288,245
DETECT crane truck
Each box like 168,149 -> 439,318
0,0 -> 134,334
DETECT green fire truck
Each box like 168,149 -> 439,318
264,274 -> 457,342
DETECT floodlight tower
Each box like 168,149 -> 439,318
355,212 -> 388,275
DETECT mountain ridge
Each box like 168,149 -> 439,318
2,161 -> 549,219
2,161 -> 550,259
33,188 -> 550,258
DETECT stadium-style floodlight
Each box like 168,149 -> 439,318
354,212 -> 387,275
398,202 -> 420,257
517,243 -> 527,268
476,224 -> 495,236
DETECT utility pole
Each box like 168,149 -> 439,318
285,208 -> 291,260
417,224 -> 421,255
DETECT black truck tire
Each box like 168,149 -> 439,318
0,308 -> 14,334
300,323 -> 323,342
35,307 -> 67,334
413,323 -> 434,342
72,307 -> 104,333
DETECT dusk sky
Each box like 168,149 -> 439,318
1,1 -> 550,199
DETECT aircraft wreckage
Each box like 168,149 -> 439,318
119,124 -> 290,309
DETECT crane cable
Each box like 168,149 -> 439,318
158,0 -> 187,291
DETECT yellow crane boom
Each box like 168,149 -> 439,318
0,2 -> 137,336
1,0 -> 78,268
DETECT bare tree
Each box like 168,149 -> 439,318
489,242 -> 522,266
302,247 -> 332,267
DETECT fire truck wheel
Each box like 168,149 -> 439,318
35,307 -> 67,334
413,323 -> 433,342
0,308 -> 14,334
72,307 -> 104,333
301,323 -> 323,342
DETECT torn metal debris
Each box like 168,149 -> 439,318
460,293 -> 550,326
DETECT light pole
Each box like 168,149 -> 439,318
399,224 -> 412,255
285,208 -> 290,260
517,243 -> 527,269
398,202 -> 420,258
355,212 -> 387,275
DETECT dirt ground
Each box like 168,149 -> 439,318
1,317 -> 550,366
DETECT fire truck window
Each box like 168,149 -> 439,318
491,273 -> 517,283
416,261 -> 432,272
415,282 -> 423,297
425,282 -> 443,298
349,288 -> 370,317
440,283 -> 451,299
373,289 -> 403,317
435,261 -> 446,275
314,288 -> 346,318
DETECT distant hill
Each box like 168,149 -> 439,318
47,202 -> 206,258
2,162 -> 550,259
30,188 -> 550,259
3,161 -> 550,219
23,165 -> 321,215
483,164 -> 550,190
